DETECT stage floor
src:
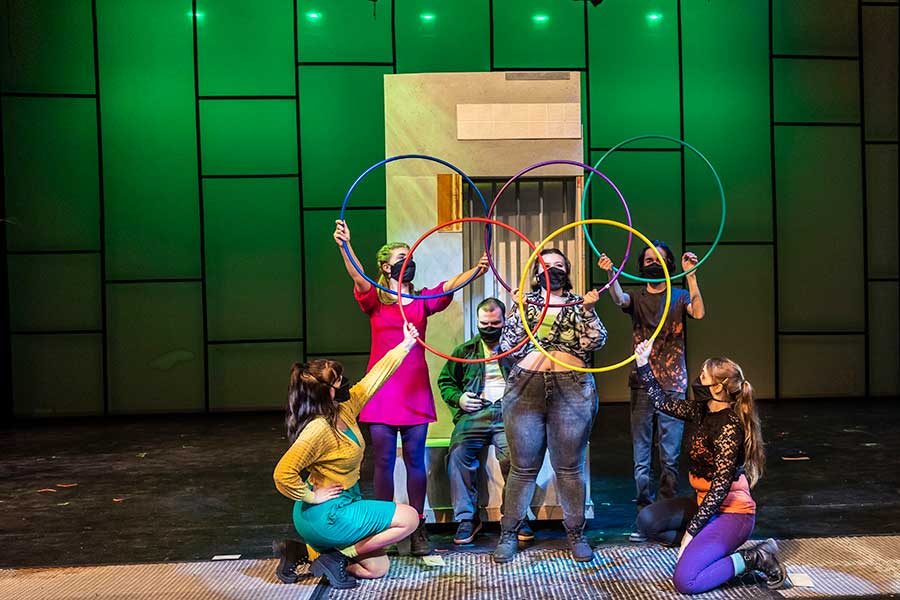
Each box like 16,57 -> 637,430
1,398 -> 899,597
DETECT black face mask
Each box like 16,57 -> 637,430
691,376 -> 715,404
478,326 -> 503,343
538,267 -> 568,291
389,259 -> 416,283
640,263 -> 665,279
332,380 -> 352,403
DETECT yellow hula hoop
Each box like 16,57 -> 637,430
517,219 -> 671,373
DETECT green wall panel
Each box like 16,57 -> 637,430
862,6 -> 898,141
866,145 -> 898,279
297,0 -> 392,63
303,209 -> 384,354
98,0 -> 200,280
587,150 -> 682,285
298,66 -> 389,208
12,334 -> 103,416
204,178 -> 302,340
493,0 -> 584,69
0,0 -> 94,93
774,59 -> 860,123
868,282 -> 899,397
8,255 -> 100,332
107,282 -> 204,413
395,0 -> 489,73
776,126 -> 864,332
773,0 -> 857,56
196,0 -> 294,96
780,334 -> 865,398
200,100 -> 297,175
588,0 -> 679,148
682,0 -> 772,243
685,245 -> 775,400
593,293 -> 640,403
209,341 -> 303,410
2,97 -> 99,251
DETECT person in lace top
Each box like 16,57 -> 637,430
632,339 -> 788,593
492,248 -> 607,564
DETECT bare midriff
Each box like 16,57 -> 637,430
517,350 -> 586,372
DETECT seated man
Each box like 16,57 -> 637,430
438,297 -> 533,544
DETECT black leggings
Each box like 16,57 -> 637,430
636,496 -> 698,546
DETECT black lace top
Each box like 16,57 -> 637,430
637,364 -> 746,536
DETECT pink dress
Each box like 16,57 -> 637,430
354,283 -> 452,426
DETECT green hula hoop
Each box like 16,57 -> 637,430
580,134 -> 727,283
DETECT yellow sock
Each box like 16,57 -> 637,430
339,544 -> 358,558
306,545 -> 320,562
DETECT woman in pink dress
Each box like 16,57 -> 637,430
334,219 -> 488,555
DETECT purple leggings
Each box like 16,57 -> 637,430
368,423 -> 428,515
638,496 -> 755,594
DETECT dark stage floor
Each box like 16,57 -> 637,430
1,398 -> 899,569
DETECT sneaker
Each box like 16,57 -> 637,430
454,518 -> 483,545
740,538 -> 788,590
273,539 -> 309,584
565,525 -> 594,562
492,529 -> 519,563
410,518 -> 432,556
309,551 -> 358,589
628,531 -> 648,543
517,520 -> 535,542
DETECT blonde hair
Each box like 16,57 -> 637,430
375,242 -> 415,305
702,357 -> 766,487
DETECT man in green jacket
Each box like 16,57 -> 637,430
438,297 -> 533,545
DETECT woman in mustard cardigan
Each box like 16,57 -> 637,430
273,324 -> 420,589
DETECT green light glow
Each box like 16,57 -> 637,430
647,12 -> 662,22
186,10 -> 205,19
420,13 -> 435,22
306,11 -> 322,21
533,14 -> 549,23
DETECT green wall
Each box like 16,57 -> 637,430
2,0 -> 897,416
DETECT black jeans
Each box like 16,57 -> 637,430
500,366 -> 598,532
635,496 -> 698,545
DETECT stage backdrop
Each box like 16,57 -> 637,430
1,0 -> 897,418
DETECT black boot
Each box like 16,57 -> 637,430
492,528 -> 520,563
410,518 -> 432,556
273,539 -> 309,584
565,523 -> 594,563
309,551 -> 358,589
739,538 -> 788,589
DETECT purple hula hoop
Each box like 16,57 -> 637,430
485,159 -> 633,307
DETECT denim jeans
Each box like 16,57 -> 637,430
447,400 -> 509,521
501,366 -> 598,532
631,387 -> 685,509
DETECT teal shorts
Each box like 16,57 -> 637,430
293,483 -> 397,551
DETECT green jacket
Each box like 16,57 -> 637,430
437,335 -> 513,424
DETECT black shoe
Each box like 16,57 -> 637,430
454,518 -> 483,545
740,538 -> 788,590
273,539 -> 309,584
309,551 -> 358,589
517,520 -> 535,542
565,524 -> 594,562
410,518 -> 432,556
493,528 -> 519,563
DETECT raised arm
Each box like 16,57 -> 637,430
634,340 -> 697,421
682,252 -> 705,319
598,254 -> 631,308
334,220 -> 371,293
443,253 -> 489,292
344,323 -> 419,417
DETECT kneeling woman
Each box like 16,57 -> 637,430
273,324 -> 421,589
633,339 -> 788,593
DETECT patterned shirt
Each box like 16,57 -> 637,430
500,290 -> 607,364
625,287 -> 692,393
638,364 -> 748,536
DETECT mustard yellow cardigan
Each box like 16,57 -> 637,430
273,344 -> 409,503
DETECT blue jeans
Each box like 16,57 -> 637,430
501,366 -> 598,531
447,400 -> 509,521
631,387 -> 685,508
